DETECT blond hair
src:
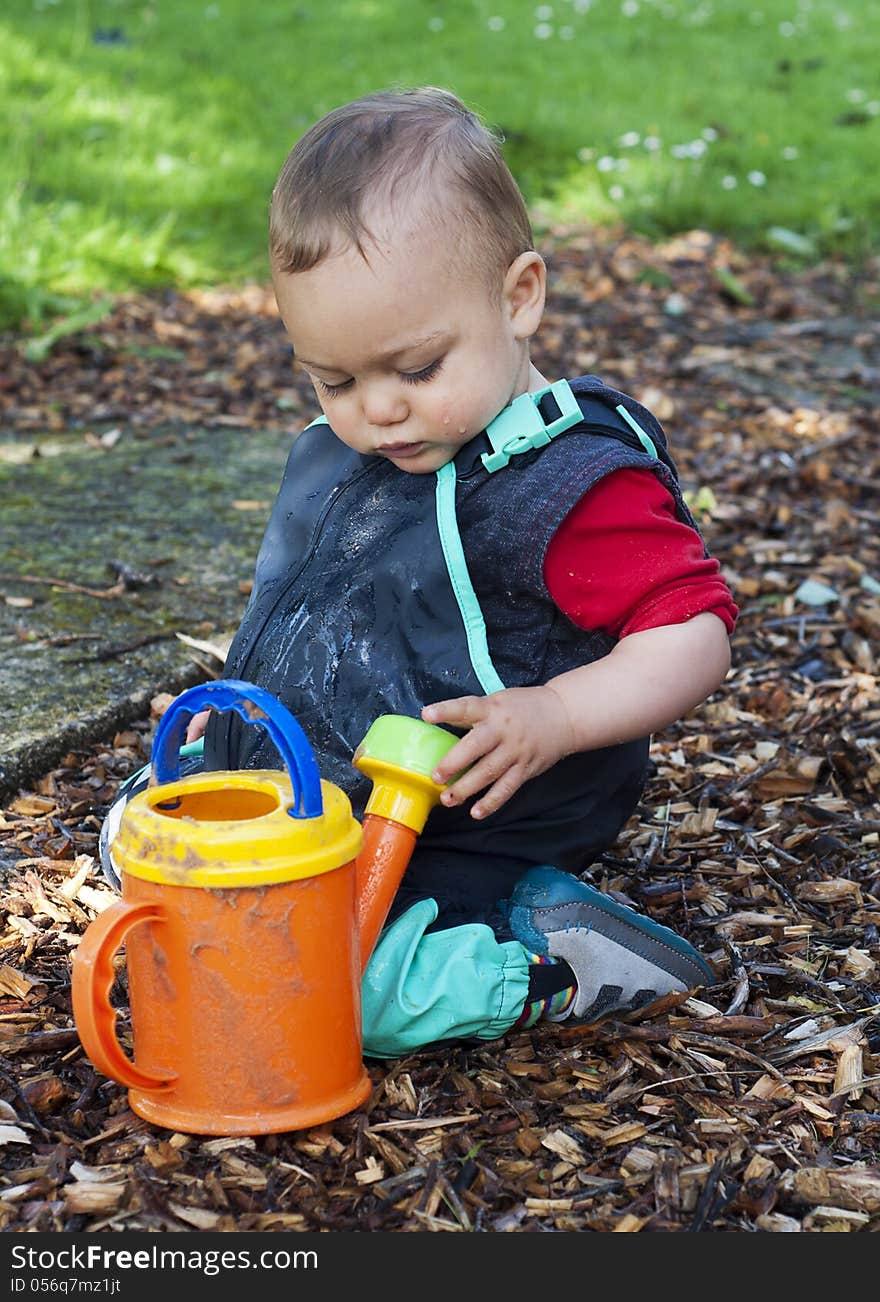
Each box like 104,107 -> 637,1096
269,86 -> 534,290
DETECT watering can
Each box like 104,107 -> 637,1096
71,680 -> 459,1135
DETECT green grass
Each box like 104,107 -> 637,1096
2,0 -> 879,333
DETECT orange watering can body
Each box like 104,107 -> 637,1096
71,681 -> 458,1135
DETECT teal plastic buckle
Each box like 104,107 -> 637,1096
481,379 -> 582,473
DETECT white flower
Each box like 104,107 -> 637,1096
722,174 -> 738,189
609,185 -> 625,201
597,155 -> 618,172
747,170 -> 767,186
782,145 -> 799,160
487,15 -> 505,30
702,127 -> 718,142
779,21 -> 795,35
619,131 -> 641,147
535,4 -> 554,17
672,141 -> 705,159
643,135 -> 662,152
534,22 -> 554,37
621,0 -> 640,14
577,146 -> 595,162
559,25 -> 575,38
846,88 -> 866,103
428,16 -> 445,31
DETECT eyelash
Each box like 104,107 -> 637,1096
315,359 -> 443,397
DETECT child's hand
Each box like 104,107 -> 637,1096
421,686 -> 575,820
421,615 -> 732,820
185,708 -> 211,744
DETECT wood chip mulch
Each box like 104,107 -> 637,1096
0,227 -> 878,1232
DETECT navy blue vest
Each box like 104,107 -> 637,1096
205,376 -> 703,923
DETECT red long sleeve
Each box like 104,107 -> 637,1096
543,467 -> 738,638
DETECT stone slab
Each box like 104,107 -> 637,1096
0,425 -> 292,797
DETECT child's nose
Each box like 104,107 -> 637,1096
361,382 -> 409,427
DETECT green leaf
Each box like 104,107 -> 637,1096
766,226 -> 817,258
121,343 -> 186,362
713,265 -> 756,307
635,266 -> 673,288
795,578 -> 839,606
683,485 -> 719,515
21,298 -> 115,363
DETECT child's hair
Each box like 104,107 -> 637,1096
269,86 -> 534,293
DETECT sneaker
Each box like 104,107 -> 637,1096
98,744 -> 206,892
508,864 -> 714,1023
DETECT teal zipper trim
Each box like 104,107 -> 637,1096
435,463 -> 505,695
614,404 -> 658,459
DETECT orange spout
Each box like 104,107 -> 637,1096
355,814 -> 418,971
351,715 -> 460,970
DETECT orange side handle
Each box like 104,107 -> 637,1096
71,899 -> 177,1091
355,814 -> 418,972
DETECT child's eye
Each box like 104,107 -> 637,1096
401,359 -> 443,385
314,377 -> 354,397
314,359 -> 442,396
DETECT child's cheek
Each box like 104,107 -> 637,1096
330,409 -> 366,454
438,400 -> 468,439
436,398 -> 455,430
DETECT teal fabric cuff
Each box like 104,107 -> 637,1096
361,898 -> 531,1059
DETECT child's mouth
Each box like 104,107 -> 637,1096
377,442 -> 426,459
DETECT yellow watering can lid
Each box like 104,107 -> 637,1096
115,771 -> 362,888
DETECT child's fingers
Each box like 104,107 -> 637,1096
439,754 -> 495,804
442,756 -> 524,819
421,696 -> 487,729
185,709 -> 211,743
440,746 -> 520,810
429,720 -> 504,786
469,769 -> 526,819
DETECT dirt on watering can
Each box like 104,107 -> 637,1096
0,423 -> 292,798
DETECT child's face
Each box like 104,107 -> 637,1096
272,219 -> 544,474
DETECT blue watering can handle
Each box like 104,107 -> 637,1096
151,680 -> 323,819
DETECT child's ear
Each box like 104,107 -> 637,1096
502,251 -> 546,340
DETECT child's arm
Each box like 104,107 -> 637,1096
422,611 -> 731,820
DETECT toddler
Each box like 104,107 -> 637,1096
120,87 -> 738,1056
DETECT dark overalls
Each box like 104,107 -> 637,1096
205,376 -> 703,1053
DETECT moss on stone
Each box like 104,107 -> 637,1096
0,425 -> 293,795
